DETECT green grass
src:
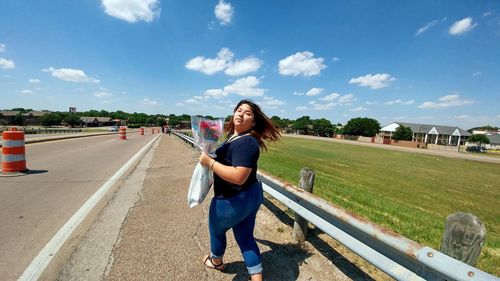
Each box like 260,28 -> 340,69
259,137 -> 500,275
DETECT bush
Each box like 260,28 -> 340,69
127,124 -> 142,128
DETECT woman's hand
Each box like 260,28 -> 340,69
199,152 -> 214,168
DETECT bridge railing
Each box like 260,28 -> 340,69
173,131 -> 498,281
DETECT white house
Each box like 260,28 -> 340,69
379,122 -> 471,146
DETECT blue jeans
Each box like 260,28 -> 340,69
208,181 -> 264,275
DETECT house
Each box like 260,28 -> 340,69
379,122 -> 471,146
0,110 -> 49,125
484,134 -> 500,150
80,116 -> 113,127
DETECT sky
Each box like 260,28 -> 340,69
0,0 -> 499,129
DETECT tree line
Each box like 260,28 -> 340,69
3,108 -> 495,144
3,108 -> 386,137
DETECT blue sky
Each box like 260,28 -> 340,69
1,0 -> 499,129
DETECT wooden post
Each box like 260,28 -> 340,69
439,212 -> 486,266
292,167 -> 315,243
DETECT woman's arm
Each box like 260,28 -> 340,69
199,152 -> 252,185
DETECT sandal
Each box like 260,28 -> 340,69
204,254 -> 226,271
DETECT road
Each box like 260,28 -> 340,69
0,132 -> 157,280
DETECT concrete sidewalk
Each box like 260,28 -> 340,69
58,135 -> 384,281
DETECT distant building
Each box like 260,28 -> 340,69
379,122 -> 471,146
484,134 -> 500,150
69,107 -> 77,113
80,116 -> 113,127
0,110 -> 49,125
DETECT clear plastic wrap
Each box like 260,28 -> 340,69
187,116 -> 224,208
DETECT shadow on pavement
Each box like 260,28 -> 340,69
263,198 -> 376,281
223,239 -> 311,281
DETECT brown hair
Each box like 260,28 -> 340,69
225,99 -> 281,150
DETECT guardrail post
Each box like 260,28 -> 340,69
292,167 -> 315,243
439,212 -> 486,266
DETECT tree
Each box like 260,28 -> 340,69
168,114 -> 181,127
467,125 -> 499,134
312,118 -> 334,137
393,125 -> 413,141
40,112 -> 62,126
468,134 -> 490,146
293,116 -> 311,134
270,116 -> 284,128
63,113 -> 81,128
13,112 -> 26,126
342,117 -> 380,137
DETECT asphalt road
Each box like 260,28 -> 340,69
0,132 -> 157,280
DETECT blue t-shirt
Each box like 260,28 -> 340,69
213,135 -> 260,198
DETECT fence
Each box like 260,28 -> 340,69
173,131 -> 498,281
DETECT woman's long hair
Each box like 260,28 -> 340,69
225,99 -> 281,150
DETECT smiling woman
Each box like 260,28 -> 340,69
198,99 -> 280,280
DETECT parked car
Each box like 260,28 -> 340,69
466,146 -> 485,153
108,126 -> 118,132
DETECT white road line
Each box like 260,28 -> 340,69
18,134 -> 161,281
105,139 -> 116,142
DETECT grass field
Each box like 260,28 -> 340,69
258,136 -> 500,275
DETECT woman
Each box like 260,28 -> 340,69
199,99 -> 280,281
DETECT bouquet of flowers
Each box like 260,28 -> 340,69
187,115 -> 224,208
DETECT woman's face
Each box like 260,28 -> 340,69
233,103 -> 255,133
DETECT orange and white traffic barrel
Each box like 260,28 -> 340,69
119,126 -> 127,140
2,128 -> 27,173
140,128 -> 144,135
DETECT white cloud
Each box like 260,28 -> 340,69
183,96 -> 208,105
350,107 -> 366,112
418,94 -> 474,109
293,91 -> 304,96
29,78 -> 41,84
204,88 -> 228,99
349,73 -> 395,89
454,114 -> 469,119
296,106 -> 308,111
223,76 -> 265,97
332,57 -> 340,62
20,89 -> 34,95
94,91 -> 113,98
309,101 -> 335,110
317,93 -> 355,106
199,76 -> 265,102
0,58 -> 15,69
259,96 -> 285,109
42,67 -> 100,83
278,51 -> 326,77
0,43 -> 5,52
365,101 -> 377,105
385,99 -> 414,105
101,0 -> 160,23
225,57 -> 262,76
320,93 -> 340,101
186,48 -> 232,75
415,19 -> 440,36
482,12 -> 492,18
305,88 -> 323,96
472,72 -> 481,76
186,48 -> 261,76
215,0 -> 234,25
141,97 -> 160,105
449,17 -> 477,35
338,93 -> 356,105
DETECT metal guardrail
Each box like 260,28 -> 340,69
173,131 -> 498,281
